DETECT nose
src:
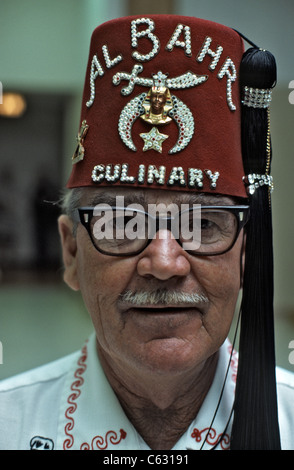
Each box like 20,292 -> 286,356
136,230 -> 191,280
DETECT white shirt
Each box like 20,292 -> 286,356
0,333 -> 294,450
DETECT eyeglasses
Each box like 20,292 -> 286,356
75,205 -> 250,257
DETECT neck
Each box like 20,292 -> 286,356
97,345 -> 219,450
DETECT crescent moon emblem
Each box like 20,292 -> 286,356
168,95 -> 194,154
118,92 -> 146,151
118,92 -> 195,154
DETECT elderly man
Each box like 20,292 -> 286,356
1,15 -> 294,451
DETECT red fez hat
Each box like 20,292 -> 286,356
67,15 -> 247,198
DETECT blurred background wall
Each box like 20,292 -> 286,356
0,0 -> 293,379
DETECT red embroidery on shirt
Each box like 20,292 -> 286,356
191,427 -> 230,450
63,344 -> 88,449
63,342 -> 127,450
80,429 -> 127,450
189,343 -> 236,450
227,343 -> 238,383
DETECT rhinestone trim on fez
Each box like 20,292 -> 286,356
85,17 -> 239,118
91,164 -> 220,190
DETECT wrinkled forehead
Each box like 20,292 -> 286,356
79,186 -> 239,207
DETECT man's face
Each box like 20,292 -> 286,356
59,187 -> 244,377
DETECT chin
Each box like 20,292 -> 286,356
133,336 -> 209,375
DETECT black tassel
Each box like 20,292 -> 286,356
240,47 -> 277,89
230,47 -> 281,449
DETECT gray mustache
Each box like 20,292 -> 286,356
120,289 -> 209,306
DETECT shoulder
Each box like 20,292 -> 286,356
276,367 -> 294,450
276,366 -> 294,392
276,366 -> 294,409
0,350 -> 80,450
0,351 -> 79,393
276,366 -> 294,414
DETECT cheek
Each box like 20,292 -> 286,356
77,254 -> 126,312
193,251 -> 242,341
76,229 -> 129,293
75,236 -> 136,343
207,257 -> 240,299
197,235 -> 242,296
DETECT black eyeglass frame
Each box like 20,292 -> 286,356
75,205 -> 250,257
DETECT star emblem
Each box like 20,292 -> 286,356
140,126 -> 169,153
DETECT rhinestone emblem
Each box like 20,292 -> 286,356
116,69 -> 207,154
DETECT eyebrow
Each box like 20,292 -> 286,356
180,193 -> 237,205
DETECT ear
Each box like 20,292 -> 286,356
58,215 -> 80,291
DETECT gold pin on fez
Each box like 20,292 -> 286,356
72,120 -> 89,164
